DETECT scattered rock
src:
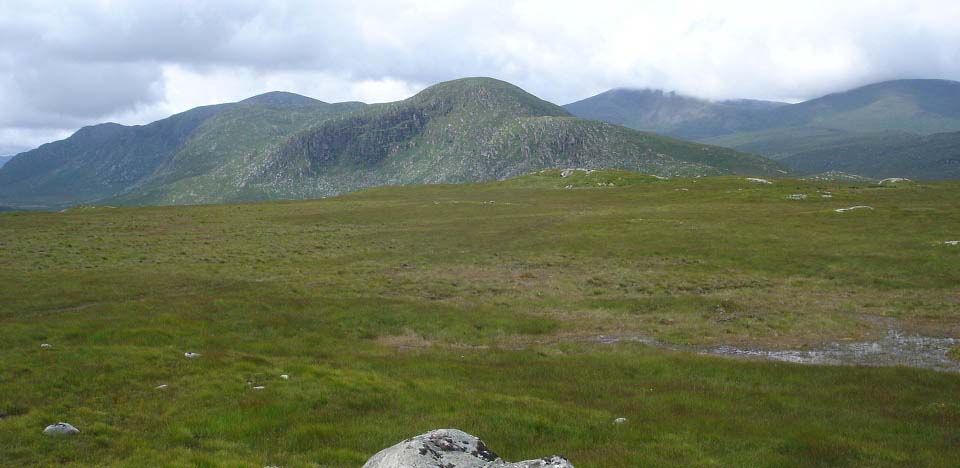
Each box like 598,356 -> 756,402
183,352 -> 200,358
802,171 -> 875,182
674,188 -> 689,191
156,384 -> 169,390
746,178 -> 773,185
253,386 -> 265,390
280,374 -> 290,380
362,429 -> 574,468
785,194 -> 807,200
879,177 -> 911,184
43,422 -> 80,436
944,241 -> 959,246
614,417 -> 627,424
821,194 -> 833,198
559,168 -> 594,178
40,343 -> 53,349
835,206 -> 874,213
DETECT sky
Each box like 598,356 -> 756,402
1,0 -> 959,154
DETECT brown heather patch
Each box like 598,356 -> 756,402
373,330 -> 434,349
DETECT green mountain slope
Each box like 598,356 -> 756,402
119,100 -> 368,205
0,95 -> 364,209
782,130 -> 960,180
567,79 -> 960,179
0,104 -> 230,208
754,79 -> 960,134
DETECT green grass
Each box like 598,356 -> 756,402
1,172 -> 959,466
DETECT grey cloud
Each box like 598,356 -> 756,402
1,0 -> 959,153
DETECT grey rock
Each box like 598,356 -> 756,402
879,177 -> 911,184
613,417 -> 627,424
40,343 -> 53,349
43,422 -> 80,436
362,428 -> 573,468
834,205 -> 873,213
184,352 -> 200,358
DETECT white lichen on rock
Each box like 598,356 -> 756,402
746,178 -> 773,185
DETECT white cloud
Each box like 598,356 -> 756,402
1,0 -> 959,153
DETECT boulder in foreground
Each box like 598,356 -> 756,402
43,422 -> 80,436
363,429 -> 573,468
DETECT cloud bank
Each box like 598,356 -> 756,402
1,0 -> 959,153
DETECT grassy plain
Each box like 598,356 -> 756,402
1,171 -> 959,466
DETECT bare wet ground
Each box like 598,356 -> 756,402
588,322 -> 960,373
706,329 -> 959,372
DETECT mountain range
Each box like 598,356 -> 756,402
565,79 -> 960,180
0,78 -> 781,209
4,77 -> 960,210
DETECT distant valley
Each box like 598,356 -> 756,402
565,79 -> 960,180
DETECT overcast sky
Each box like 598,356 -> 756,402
2,0 -> 959,154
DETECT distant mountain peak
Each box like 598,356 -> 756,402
240,91 -> 323,107
406,76 -> 570,118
